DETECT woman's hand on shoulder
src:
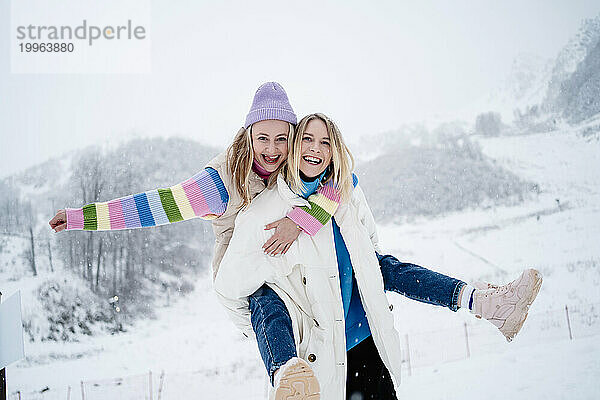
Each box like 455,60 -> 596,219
262,217 -> 302,256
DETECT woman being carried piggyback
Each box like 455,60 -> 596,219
215,113 -> 542,400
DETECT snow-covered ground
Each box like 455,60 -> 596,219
4,127 -> 600,399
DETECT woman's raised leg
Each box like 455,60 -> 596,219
377,253 -> 467,311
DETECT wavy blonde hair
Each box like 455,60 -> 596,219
226,123 -> 294,209
285,113 -> 354,202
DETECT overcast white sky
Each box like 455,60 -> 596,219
1,0 -> 599,178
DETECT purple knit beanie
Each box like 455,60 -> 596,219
245,82 -> 297,128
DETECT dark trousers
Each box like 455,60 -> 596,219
346,335 -> 398,400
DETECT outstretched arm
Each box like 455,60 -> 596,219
50,167 -> 228,232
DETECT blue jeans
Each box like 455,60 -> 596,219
377,253 -> 466,312
248,285 -> 298,384
248,252 -> 466,385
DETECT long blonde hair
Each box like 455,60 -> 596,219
285,113 -> 355,202
226,123 -> 294,209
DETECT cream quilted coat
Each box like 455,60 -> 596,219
214,175 -> 403,398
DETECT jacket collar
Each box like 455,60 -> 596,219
276,174 -> 311,208
248,169 -> 266,189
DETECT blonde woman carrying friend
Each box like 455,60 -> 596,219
215,113 -> 542,399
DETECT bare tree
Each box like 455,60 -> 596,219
95,239 -> 103,290
47,239 -> 54,272
28,226 -> 37,276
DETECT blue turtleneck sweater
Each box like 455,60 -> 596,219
298,173 -> 371,351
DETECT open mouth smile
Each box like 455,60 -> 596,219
262,154 -> 281,165
303,155 -> 322,165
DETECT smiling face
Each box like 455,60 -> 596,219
251,119 -> 290,173
299,118 -> 332,178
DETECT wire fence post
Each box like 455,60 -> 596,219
464,322 -> 471,358
404,334 -> 412,377
0,291 -> 5,400
16,391 -> 20,400
148,370 -> 153,400
66,386 -> 71,400
80,381 -> 85,400
157,371 -> 165,400
565,305 -> 573,340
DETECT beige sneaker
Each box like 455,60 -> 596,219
471,268 -> 543,342
473,281 -> 499,290
271,357 -> 320,400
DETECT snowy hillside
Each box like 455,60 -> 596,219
3,121 -> 599,399
1,137 -> 221,342
357,131 -> 534,222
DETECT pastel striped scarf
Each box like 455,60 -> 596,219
65,167 -> 344,236
65,168 -> 227,230
286,174 -> 358,236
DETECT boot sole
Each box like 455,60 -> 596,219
501,268 -> 543,342
273,358 -> 320,400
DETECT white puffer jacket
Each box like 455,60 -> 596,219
214,175 -> 403,398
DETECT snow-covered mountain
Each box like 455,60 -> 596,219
550,31 -> 600,123
464,14 -> 600,128
543,15 -> 600,117
477,53 -> 554,122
